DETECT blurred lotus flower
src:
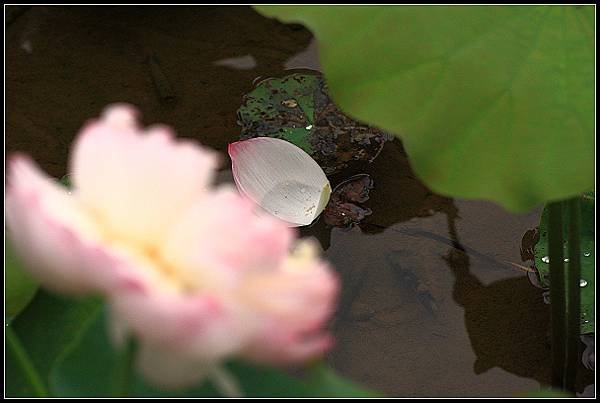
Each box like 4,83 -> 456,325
5,104 -> 339,391
229,137 -> 331,227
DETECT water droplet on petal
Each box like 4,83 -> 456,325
580,279 -> 588,287
542,256 -> 550,264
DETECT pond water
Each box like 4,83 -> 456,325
5,6 -> 594,397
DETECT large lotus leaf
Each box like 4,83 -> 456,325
48,306 -> 220,397
49,299 -> 378,397
534,191 -> 594,334
5,292 -> 103,397
255,6 -> 595,212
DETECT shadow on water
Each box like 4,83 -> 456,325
321,187 -> 593,395
441,215 -> 552,385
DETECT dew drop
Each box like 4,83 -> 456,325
580,279 -> 588,287
541,256 -> 550,264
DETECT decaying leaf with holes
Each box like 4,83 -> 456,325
237,73 -> 393,176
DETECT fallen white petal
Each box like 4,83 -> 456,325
229,137 -> 331,227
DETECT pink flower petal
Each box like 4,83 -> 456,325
243,329 -> 335,365
6,105 -> 342,386
135,342 -> 217,390
239,242 -> 340,364
160,187 -> 296,289
109,287 -> 248,362
71,104 -> 220,251
6,155 -> 118,294
243,262 -> 338,329
5,155 -> 177,298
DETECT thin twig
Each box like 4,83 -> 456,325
503,260 -> 536,273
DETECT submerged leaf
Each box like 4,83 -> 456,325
229,137 -> 331,226
237,73 -> 392,175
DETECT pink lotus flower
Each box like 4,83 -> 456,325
5,104 -> 339,392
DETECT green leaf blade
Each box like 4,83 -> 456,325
5,238 -> 39,322
534,192 -> 595,334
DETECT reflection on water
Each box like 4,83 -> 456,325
6,5 -> 593,397
213,54 -> 258,70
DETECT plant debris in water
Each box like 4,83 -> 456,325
237,73 -> 393,175
324,174 -> 373,227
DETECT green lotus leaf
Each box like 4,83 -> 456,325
255,5 -> 594,212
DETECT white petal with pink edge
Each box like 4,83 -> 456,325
229,137 -> 331,227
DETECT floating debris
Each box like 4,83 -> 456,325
324,174 -> 373,227
237,73 -> 392,175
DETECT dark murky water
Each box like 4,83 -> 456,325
5,6 -> 593,397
